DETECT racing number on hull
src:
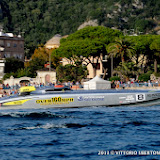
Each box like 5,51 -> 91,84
136,94 -> 145,101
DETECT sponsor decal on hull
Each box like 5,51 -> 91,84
147,93 -> 160,98
119,95 -> 135,104
36,97 -> 74,105
77,96 -> 104,101
2,99 -> 31,106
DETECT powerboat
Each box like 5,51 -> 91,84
0,86 -> 160,110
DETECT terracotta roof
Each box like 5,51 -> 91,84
45,34 -> 62,48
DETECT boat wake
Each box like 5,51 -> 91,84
9,123 -> 67,130
0,111 -> 71,119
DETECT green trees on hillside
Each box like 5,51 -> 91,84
150,38 -> 160,73
1,0 -> 160,58
107,38 -> 135,63
24,46 -> 61,77
55,26 -> 122,78
56,64 -> 88,83
2,25 -> 160,82
4,57 -> 24,73
55,26 -> 160,81
3,57 -> 29,80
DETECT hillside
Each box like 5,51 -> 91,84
0,0 -> 160,57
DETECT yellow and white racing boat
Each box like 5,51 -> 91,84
1,86 -> 160,110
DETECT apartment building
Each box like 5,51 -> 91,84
0,31 -> 24,60
0,31 -> 24,79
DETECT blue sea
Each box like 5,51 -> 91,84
1,105 -> 160,160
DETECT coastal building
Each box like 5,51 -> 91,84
45,34 -> 62,49
0,30 -> 24,79
3,69 -> 56,87
0,31 -> 24,60
3,34 -> 58,86
36,68 -> 56,85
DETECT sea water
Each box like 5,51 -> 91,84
0,106 -> 160,160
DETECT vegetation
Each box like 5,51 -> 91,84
56,64 -> 88,83
4,57 -> 24,73
54,27 -> 160,81
1,0 -> 160,82
55,26 -> 122,78
109,76 -> 120,81
24,46 -> 61,77
0,0 -> 160,57
107,38 -> 135,63
138,73 -> 151,82
3,57 -> 33,79
3,25 -> 160,82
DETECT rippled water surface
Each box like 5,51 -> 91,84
1,106 -> 160,160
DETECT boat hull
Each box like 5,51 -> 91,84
1,90 -> 160,110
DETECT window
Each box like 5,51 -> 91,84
7,53 -> 10,57
7,42 -> 10,47
17,54 -> 21,59
0,67 -> 3,72
19,55 -> 22,59
13,44 -> 17,47
0,40 -> 4,46
4,53 -> 10,58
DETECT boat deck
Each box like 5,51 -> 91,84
32,89 -> 158,95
